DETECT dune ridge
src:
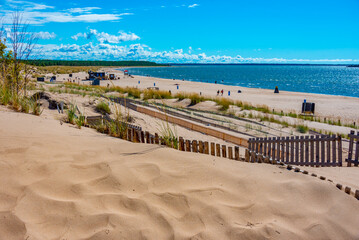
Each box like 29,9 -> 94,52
0,110 -> 359,240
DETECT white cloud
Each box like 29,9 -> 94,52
0,1 -> 132,24
37,31 -> 56,39
72,29 -> 140,43
68,7 -> 101,13
188,4 -> 199,8
33,42 -> 359,64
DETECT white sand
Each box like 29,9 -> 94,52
1,110 -> 359,239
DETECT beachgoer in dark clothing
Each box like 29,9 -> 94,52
217,90 -> 219,96
221,89 -> 223,96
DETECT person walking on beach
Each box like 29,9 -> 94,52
217,90 -> 219,96
221,89 -> 224,96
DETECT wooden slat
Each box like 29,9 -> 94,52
186,140 -> 191,152
265,140 -> 269,157
321,136 -> 325,165
355,132 -> 359,166
347,130 -> 355,167
327,137 -> 331,165
141,131 -> 145,143
155,133 -> 159,144
315,135 -> 320,167
285,137 -> 290,163
145,131 -> 150,144
198,141 -> 204,153
338,135 -> 342,166
235,146 -> 240,160
295,136 -> 300,164
272,137 -> 276,160
290,136 -> 295,163
300,136 -> 304,165
305,136 -> 309,165
216,144 -> 221,157
192,140 -> 198,153
331,135 -> 337,165
222,145 -> 227,158
310,135 -> 315,165
211,142 -> 215,156
228,146 -> 233,160
179,137 -> 184,151
204,142 -> 209,154
276,137 -> 281,162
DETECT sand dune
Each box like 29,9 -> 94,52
1,110 -> 359,240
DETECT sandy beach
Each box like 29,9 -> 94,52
93,68 -> 359,123
1,110 -> 359,240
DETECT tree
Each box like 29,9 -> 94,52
8,11 -> 38,96
0,19 -> 13,90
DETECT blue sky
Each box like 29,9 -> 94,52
1,0 -> 359,63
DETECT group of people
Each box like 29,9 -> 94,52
217,89 -> 224,96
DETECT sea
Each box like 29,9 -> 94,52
125,64 -> 359,98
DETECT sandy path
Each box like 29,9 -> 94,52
1,110 -> 359,239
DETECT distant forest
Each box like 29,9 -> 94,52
24,60 -> 168,67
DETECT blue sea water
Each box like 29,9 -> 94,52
126,65 -> 359,98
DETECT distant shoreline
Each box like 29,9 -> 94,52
118,66 -> 359,99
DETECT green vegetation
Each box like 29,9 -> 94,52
66,103 -> 77,124
96,102 -> 111,115
75,113 -> 85,129
49,82 -> 359,131
296,125 -> 309,133
24,60 -> 168,67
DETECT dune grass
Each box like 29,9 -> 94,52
96,101 -> 111,115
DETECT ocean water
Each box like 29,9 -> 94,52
126,65 -> 359,98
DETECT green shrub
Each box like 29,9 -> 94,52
67,103 -> 77,124
75,114 -> 85,129
96,102 -> 111,115
296,125 -> 309,133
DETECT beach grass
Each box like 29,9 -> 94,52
96,101 -> 111,115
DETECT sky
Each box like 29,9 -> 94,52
0,0 -> 359,63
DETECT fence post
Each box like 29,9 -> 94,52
338,134 -> 342,166
315,135 -> 320,167
216,144 -> 221,157
228,146 -> 233,160
155,133 -> 159,144
198,141 -> 204,153
186,140 -> 191,152
145,131 -> 150,144
321,135 -> 325,165
355,132 -> 359,167
347,130 -> 355,167
235,146 -> 240,161
211,143 -> 215,156
245,148 -> 250,162
179,137 -> 184,151
332,135 -> 337,165
204,142 -> 209,154
141,131 -> 145,143
192,140 -> 198,153
222,145 -> 227,158
305,136 -> 309,165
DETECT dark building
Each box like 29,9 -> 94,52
88,71 -> 106,80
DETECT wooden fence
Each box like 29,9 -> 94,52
247,135 -> 343,167
347,131 -> 359,167
124,128 -> 241,161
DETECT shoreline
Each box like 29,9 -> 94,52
121,65 -> 359,99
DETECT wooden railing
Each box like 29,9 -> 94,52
247,135 -> 343,167
347,131 -> 359,167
